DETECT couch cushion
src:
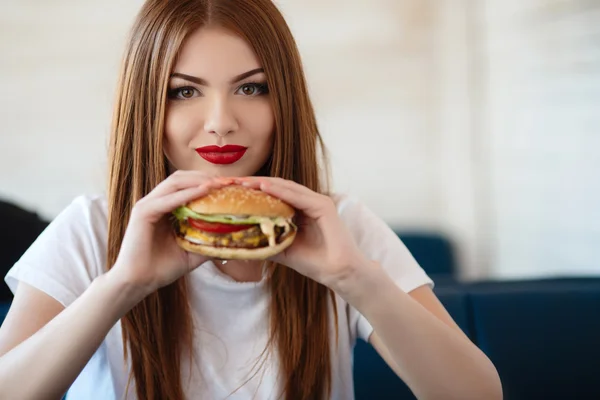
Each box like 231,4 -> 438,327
0,301 -> 10,326
395,232 -> 455,277
0,200 -> 49,302
469,279 -> 600,400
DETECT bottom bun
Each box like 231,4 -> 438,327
175,231 -> 296,260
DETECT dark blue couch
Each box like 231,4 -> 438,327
353,277 -> 600,399
2,277 -> 600,399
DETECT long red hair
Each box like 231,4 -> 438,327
106,1 -> 335,399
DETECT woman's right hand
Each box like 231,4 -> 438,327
109,170 -> 230,296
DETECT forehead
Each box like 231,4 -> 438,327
174,26 -> 262,79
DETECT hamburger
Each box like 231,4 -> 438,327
172,185 -> 297,260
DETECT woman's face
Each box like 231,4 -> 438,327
164,27 -> 274,177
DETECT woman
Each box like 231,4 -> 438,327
0,0 -> 502,399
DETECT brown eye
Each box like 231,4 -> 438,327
168,86 -> 198,100
180,88 -> 194,98
236,83 -> 268,96
241,84 -> 257,96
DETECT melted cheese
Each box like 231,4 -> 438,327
245,236 -> 263,247
259,220 -> 276,247
231,231 -> 246,241
182,218 -> 291,248
183,226 -> 218,245
255,217 -> 291,247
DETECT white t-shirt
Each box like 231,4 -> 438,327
4,193 -> 433,400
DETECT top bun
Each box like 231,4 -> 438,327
186,185 -> 295,218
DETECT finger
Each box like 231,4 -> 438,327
258,181 -> 328,218
213,177 -> 236,185
144,181 -> 224,218
235,177 -> 327,217
234,179 -> 262,189
236,176 -> 315,197
149,170 -> 221,199
235,178 -> 305,202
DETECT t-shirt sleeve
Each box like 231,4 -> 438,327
336,195 -> 434,344
4,196 -> 107,307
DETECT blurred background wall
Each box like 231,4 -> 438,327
1,0 -> 598,281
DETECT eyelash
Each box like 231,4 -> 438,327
239,82 -> 269,96
167,82 -> 269,100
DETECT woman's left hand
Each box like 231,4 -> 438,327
234,177 -> 368,287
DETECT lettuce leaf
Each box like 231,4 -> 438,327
173,206 -> 291,226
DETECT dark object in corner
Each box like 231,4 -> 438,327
395,231 -> 456,284
0,199 -> 49,302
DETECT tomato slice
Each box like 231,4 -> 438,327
188,218 -> 255,234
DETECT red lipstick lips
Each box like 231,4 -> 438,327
195,145 -> 248,165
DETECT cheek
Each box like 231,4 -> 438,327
164,105 -> 200,153
244,102 -> 275,149
165,106 -> 189,143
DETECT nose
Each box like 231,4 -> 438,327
204,95 -> 238,137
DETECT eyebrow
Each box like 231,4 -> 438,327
170,68 -> 265,85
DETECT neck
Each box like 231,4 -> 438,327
215,259 -> 265,282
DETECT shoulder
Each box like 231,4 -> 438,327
31,193 -> 108,236
331,192 -> 357,212
63,194 -> 108,220
330,192 -> 386,235
331,192 -> 364,218
330,191 -> 433,289
4,194 -> 109,306
330,192 -> 396,255
31,193 -> 108,254
51,193 -> 109,253
48,194 -> 108,234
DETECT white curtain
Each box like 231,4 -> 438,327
476,0 -> 600,278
